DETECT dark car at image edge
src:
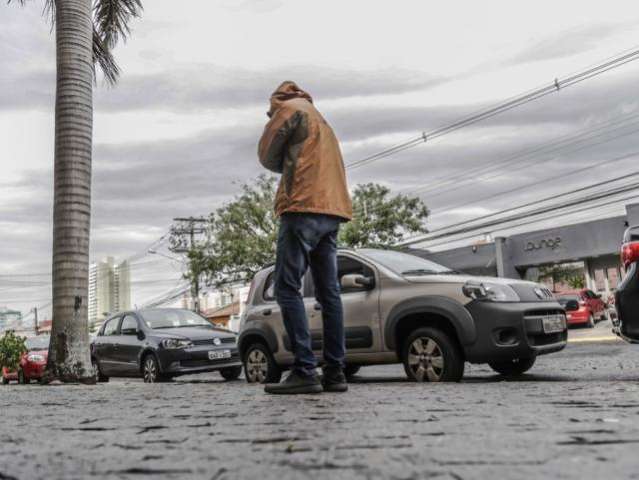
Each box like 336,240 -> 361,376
91,308 -> 242,383
613,225 -> 639,342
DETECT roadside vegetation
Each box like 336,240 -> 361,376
170,175 -> 430,289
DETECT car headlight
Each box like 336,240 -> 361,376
462,281 -> 520,302
161,339 -> 193,349
27,354 -> 45,362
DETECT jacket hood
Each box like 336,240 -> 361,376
268,81 -> 313,117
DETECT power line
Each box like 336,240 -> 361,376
399,179 -> 639,247
346,47 -> 639,171
417,193 -> 639,251
349,109 -> 639,219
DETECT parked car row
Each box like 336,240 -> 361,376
556,289 -> 609,328
1,335 -> 49,384
4,228 -> 637,385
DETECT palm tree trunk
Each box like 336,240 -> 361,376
47,0 -> 95,383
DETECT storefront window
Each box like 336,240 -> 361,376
594,269 -> 606,291
607,268 -> 619,290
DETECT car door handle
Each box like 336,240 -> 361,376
314,303 -> 322,311
263,309 -> 272,316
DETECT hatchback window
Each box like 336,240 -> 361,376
26,336 -> 50,350
103,317 -> 120,336
338,256 -> 375,294
120,315 -> 138,335
141,309 -> 211,329
359,249 -> 453,275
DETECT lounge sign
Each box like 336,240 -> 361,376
524,236 -> 562,252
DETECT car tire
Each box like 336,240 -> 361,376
402,327 -> 465,382
18,370 -> 28,385
142,353 -> 165,384
488,356 -> 536,377
92,358 -> 109,383
344,365 -> 360,379
1,375 -> 9,385
219,366 -> 242,381
243,343 -> 281,384
587,314 -> 595,328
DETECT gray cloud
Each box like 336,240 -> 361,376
0,64 -> 446,113
508,22 -> 633,65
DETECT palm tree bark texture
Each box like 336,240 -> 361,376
48,0 -> 95,383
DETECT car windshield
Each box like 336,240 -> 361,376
140,309 -> 212,329
26,336 -> 50,350
557,295 -> 580,305
359,249 -> 454,275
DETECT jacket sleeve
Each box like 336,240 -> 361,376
258,106 -> 304,174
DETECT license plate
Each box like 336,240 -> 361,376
542,315 -> 566,333
208,350 -> 231,360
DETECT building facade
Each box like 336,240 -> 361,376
0,307 -> 23,332
88,257 -> 131,329
412,203 -> 639,300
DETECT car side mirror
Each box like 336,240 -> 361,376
564,299 -> 579,312
341,274 -> 375,290
136,330 -> 145,341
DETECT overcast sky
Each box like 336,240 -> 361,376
2,0 -> 639,317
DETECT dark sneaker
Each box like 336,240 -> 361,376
264,371 -> 323,395
321,367 -> 348,393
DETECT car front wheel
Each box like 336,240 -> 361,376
1,375 -> 9,385
92,358 -> 109,383
243,343 -> 281,384
219,366 -> 242,381
488,357 -> 536,377
402,327 -> 465,382
142,354 -> 166,383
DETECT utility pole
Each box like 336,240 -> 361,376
171,217 -> 207,313
33,307 -> 38,335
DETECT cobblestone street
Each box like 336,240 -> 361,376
2,335 -> 639,480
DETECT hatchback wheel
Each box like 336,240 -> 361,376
142,355 -> 162,383
1,375 -> 9,385
243,343 -> 281,384
402,327 -> 464,382
220,366 -> 242,381
488,356 -> 536,377
92,358 -> 109,383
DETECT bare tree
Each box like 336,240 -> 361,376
9,0 -> 142,382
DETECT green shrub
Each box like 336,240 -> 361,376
0,331 -> 27,371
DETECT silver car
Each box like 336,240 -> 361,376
238,248 -> 567,383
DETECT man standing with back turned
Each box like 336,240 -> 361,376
258,81 -> 353,394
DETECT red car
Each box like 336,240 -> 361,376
1,335 -> 49,385
557,290 -> 608,328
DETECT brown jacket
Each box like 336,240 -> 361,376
258,81 -> 352,221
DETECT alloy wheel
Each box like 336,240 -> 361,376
246,349 -> 268,383
143,357 -> 158,383
407,337 -> 444,382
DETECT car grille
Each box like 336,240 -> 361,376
510,284 -> 556,302
191,337 -> 236,346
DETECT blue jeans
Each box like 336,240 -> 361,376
274,212 -> 345,377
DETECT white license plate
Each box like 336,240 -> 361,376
208,350 -> 231,360
542,315 -> 566,334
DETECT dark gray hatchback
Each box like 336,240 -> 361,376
91,308 -> 242,383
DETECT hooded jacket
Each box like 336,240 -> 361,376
258,81 -> 353,221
